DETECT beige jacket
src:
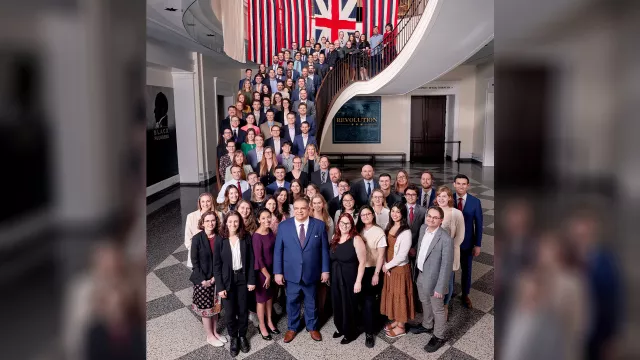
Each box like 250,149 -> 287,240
441,207 -> 465,271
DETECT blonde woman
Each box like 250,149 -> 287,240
302,143 -> 321,173
225,150 -> 254,182
370,188 -> 390,229
258,146 -> 277,185
434,185 -> 465,319
238,79 -> 253,105
185,192 -> 213,268
394,170 -> 411,196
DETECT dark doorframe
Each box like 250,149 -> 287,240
410,96 -> 447,162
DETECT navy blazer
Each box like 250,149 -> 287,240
230,128 -> 247,146
453,193 -> 483,249
293,134 -> 317,156
351,179 -> 379,208
246,148 -> 261,171
295,115 -> 317,136
189,231 -> 214,285
273,217 -> 330,284
266,181 -> 291,195
419,188 -> 437,208
212,234 -> 256,292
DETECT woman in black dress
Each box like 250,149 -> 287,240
358,34 -> 371,80
189,210 -> 226,347
330,213 -> 367,344
285,156 -> 309,187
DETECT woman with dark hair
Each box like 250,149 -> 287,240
330,213 -> 367,344
252,209 -> 280,340
380,202 -> 415,338
236,200 -> 258,234
277,97 -> 293,124
213,211 -> 256,357
344,40 -> 358,81
383,23 -> 397,66
225,150 -> 253,182
256,64 -> 267,79
261,84 -> 272,99
273,187 -> 291,218
334,192 -> 358,226
305,183 -> 320,199
277,141 -> 295,172
217,185 -> 240,219
189,210 -> 226,346
272,92 -> 283,112
240,128 -> 257,156
185,192 -> 214,268
288,179 -> 304,204
358,33 -> 371,80
356,205 -> 387,348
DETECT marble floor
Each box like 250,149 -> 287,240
147,161 -> 494,360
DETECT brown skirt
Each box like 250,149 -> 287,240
380,263 -> 415,323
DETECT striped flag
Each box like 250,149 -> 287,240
247,0 -> 277,65
362,0 -> 399,37
281,0 -> 313,50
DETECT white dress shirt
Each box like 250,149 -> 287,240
230,238 -> 243,270
217,180 -> 250,203
301,134 -> 308,149
288,125 -> 296,140
256,148 -> 264,162
417,227 -> 437,271
273,137 -> 281,155
332,182 -> 339,197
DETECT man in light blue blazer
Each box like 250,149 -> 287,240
274,197 -> 330,343
452,174 -> 483,309
266,165 -> 290,195
293,121 -> 317,156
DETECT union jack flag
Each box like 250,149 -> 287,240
312,0 -> 362,43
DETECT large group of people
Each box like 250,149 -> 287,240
186,157 -> 484,356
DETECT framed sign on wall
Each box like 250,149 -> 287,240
332,96 -> 381,144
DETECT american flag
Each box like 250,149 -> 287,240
362,0 -> 399,37
312,0 -> 362,43
247,0 -> 278,65
282,0 -> 313,50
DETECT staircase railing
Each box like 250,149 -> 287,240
315,0 -> 429,146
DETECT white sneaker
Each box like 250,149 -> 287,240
215,334 -> 227,343
207,337 -> 224,347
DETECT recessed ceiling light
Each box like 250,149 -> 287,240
206,34 -> 215,37
165,7 -> 177,11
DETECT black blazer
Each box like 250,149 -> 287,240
352,179 -> 380,208
285,171 -> 309,188
320,181 -> 338,203
328,195 -> 341,219
189,231 -> 215,285
212,234 -> 256,292
310,169 -> 328,187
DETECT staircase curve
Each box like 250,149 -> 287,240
315,0 -> 494,148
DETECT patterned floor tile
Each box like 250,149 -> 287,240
175,287 -> 194,307
481,215 -> 494,227
470,270 -> 493,296
147,272 -> 172,302
147,293 -> 188,321
147,308 -> 208,360
392,331 -> 450,360
176,344 -> 233,360
173,250 -> 189,263
445,300 -> 485,345
454,262 -> 492,287
482,227 -> 494,236
173,244 -> 187,254
467,289 -> 494,313
452,314 -> 494,360
482,209 -> 494,216
438,347 -> 478,360
371,346 -> 414,360
479,199 -> 493,210
486,223 -> 494,228
154,263 -> 194,292
154,254 -> 180,270
481,235 -> 493,256
244,343 -> 297,360
473,252 -> 494,267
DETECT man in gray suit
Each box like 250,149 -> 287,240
410,206 -> 453,353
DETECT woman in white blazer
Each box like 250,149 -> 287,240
434,186 -> 465,320
184,192 -> 214,268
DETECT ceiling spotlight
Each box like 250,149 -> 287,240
206,34 -> 215,37
164,7 -> 178,11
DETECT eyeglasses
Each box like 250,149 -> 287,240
405,193 -> 417,197
360,212 -> 373,217
343,199 -> 354,203
426,215 -> 441,220
339,222 -> 351,226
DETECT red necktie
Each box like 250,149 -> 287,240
299,224 -> 306,247
237,181 -> 242,192
457,197 -> 464,211
409,206 -> 414,224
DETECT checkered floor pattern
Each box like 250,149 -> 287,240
147,164 -> 494,360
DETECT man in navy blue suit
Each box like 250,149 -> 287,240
452,174 -> 483,309
351,164 -> 379,207
293,121 -> 317,156
295,103 -> 316,137
418,170 -> 437,208
266,165 -> 290,195
274,197 -> 329,343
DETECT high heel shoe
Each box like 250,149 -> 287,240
261,332 -> 273,341
267,325 -> 280,335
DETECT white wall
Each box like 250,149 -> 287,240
320,95 -> 411,157
473,62 -> 494,162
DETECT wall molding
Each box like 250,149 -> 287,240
146,174 -> 180,197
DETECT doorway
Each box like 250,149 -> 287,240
410,96 -> 447,162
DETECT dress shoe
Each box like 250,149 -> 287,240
332,331 -> 343,339
365,334 -> 375,348
260,332 -> 272,341
268,325 -> 280,335
229,337 -> 240,357
215,334 -> 228,343
462,295 -> 473,309
206,336 -> 224,347
409,325 -> 433,334
340,336 -> 355,345
283,330 -> 297,343
239,336 -> 250,353
309,330 -> 322,341
424,336 -> 447,353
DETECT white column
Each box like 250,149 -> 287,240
172,71 -> 203,184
